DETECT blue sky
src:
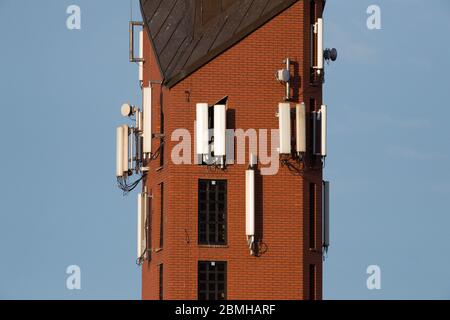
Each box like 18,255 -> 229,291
0,0 -> 449,299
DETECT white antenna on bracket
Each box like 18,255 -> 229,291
246,166 -> 255,256
116,102 -> 146,195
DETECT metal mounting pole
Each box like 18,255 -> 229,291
129,21 -> 145,63
285,58 -> 291,101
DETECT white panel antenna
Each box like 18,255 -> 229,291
316,18 -> 324,73
122,124 -> 129,174
129,124 -> 133,172
296,103 -> 306,154
116,126 -> 124,177
143,87 -> 152,154
196,103 -> 209,155
250,153 -> 258,167
278,102 -> 291,155
139,30 -> 144,82
137,193 -> 143,259
214,104 -> 226,157
137,192 -> 148,260
246,169 -> 255,255
137,109 -> 143,132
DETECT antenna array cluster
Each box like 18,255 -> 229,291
117,11 -> 335,262
196,103 -> 227,168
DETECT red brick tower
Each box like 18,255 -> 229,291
136,0 -> 330,300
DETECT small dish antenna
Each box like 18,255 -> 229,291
121,103 -> 134,117
324,48 -> 338,62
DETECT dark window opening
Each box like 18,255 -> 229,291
208,105 -> 215,132
159,264 -> 164,300
198,261 -> 227,300
309,183 -> 316,250
198,180 -> 227,245
160,183 -> 164,248
309,98 -> 317,156
160,105 -> 165,167
309,264 -> 316,300
310,98 -> 317,112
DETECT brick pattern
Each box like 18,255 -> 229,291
141,0 -> 324,300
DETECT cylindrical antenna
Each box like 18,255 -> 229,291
143,87 -> 152,154
137,192 -> 146,259
246,169 -> 255,255
139,30 -> 144,82
214,104 -> 226,158
196,103 -> 209,156
278,102 -> 291,155
129,127 -> 134,173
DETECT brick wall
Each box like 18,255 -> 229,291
141,0 -> 324,300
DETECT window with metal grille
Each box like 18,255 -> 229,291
198,261 -> 227,300
198,180 -> 227,245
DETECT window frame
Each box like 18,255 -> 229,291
198,179 -> 227,246
198,261 -> 227,300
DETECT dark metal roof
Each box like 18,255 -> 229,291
140,0 -> 299,87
